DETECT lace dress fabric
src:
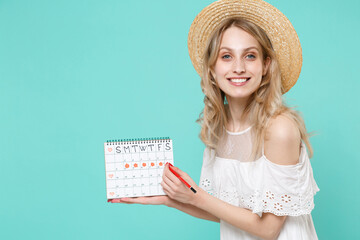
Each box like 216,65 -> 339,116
199,126 -> 320,240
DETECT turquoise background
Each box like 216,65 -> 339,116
1,0 -> 359,239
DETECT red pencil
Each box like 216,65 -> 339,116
168,163 -> 197,194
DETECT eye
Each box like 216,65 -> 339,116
221,54 -> 231,59
246,54 -> 256,59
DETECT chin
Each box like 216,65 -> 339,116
225,94 -> 250,102
225,89 -> 256,100
220,83 -> 260,101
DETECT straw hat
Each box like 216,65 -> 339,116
188,0 -> 302,94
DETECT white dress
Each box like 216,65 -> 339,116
199,126 -> 320,240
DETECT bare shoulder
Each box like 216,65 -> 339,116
264,114 -> 301,165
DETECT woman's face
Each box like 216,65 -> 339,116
214,26 -> 270,101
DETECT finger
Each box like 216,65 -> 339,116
110,198 -> 134,204
162,173 -> 178,189
161,184 -> 175,199
167,163 -> 187,178
162,188 -> 173,198
169,165 -> 196,186
119,197 -> 146,204
161,180 -> 175,196
163,163 -> 172,176
164,164 -> 183,185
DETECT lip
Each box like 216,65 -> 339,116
227,77 -> 251,86
227,77 -> 250,79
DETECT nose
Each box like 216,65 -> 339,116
233,58 -> 245,74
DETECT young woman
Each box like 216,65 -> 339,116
111,0 -> 320,239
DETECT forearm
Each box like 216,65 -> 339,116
167,198 -> 220,222
193,188 -> 278,240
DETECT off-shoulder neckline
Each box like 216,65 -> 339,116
214,141 -> 306,167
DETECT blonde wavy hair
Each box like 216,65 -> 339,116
196,17 -> 313,160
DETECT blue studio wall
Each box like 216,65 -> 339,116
1,0 -> 359,239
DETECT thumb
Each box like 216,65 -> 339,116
169,164 -> 197,186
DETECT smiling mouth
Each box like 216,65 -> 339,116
227,78 -> 250,83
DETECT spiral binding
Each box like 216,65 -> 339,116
106,137 -> 171,145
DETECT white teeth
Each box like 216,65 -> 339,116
229,78 -> 248,83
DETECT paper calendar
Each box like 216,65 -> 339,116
104,137 -> 174,199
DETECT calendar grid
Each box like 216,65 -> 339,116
104,138 -> 173,199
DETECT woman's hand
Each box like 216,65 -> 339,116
109,163 -> 199,206
110,195 -> 171,206
161,163 -> 199,205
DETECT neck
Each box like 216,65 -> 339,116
225,95 -> 252,132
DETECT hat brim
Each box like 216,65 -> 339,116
188,0 -> 302,94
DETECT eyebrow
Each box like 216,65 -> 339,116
219,46 -> 259,52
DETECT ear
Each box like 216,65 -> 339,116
262,57 -> 271,76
